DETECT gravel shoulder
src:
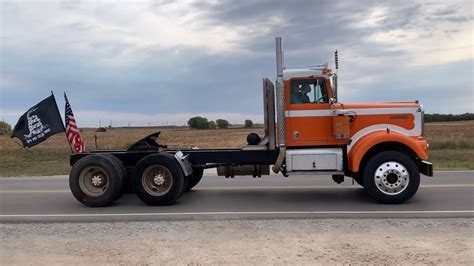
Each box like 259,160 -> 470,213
1,218 -> 473,265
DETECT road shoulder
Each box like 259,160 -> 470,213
1,218 -> 473,264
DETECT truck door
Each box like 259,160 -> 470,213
285,78 -> 333,146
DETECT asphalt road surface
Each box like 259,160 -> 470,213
0,171 -> 473,222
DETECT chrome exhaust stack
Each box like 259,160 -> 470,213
272,37 -> 286,174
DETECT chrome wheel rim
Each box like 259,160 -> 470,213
374,161 -> 409,195
142,165 -> 173,196
78,166 -> 109,197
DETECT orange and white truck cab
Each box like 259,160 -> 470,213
271,41 -> 432,203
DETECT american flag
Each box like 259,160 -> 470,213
64,93 -> 85,153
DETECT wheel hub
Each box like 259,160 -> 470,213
78,166 -> 109,197
153,174 -> 165,186
374,161 -> 409,195
142,165 -> 173,196
91,175 -> 104,187
386,173 -> 398,184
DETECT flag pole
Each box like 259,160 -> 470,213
51,91 -> 74,154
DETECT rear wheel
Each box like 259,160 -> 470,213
185,168 -> 204,192
69,154 -> 125,207
103,154 -> 127,199
363,151 -> 420,204
132,153 -> 184,206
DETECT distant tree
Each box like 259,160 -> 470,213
188,116 -> 200,129
0,121 -> 12,135
188,116 -> 210,129
244,119 -> 253,128
209,121 -> 217,129
216,119 -> 229,129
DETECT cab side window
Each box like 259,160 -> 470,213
290,79 -> 328,104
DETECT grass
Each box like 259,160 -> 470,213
0,122 -> 472,176
429,150 -> 474,170
0,148 -> 71,176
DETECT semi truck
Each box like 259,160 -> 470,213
69,37 -> 433,207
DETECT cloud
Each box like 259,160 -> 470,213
1,0 -> 473,127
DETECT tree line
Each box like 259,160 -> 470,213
0,121 -> 12,135
424,113 -> 474,122
187,117 -> 254,129
1,113 -> 473,135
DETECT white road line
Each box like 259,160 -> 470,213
434,170 -> 474,173
1,210 -> 473,218
1,184 -> 473,194
0,176 -> 68,180
0,169 -> 474,180
0,170 -> 473,180
0,170 -> 472,180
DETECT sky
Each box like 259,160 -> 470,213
1,0 -> 473,127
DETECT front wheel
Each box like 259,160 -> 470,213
362,151 -> 420,204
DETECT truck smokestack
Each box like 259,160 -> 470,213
276,37 -> 283,78
275,37 -> 285,148
272,37 -> 287,174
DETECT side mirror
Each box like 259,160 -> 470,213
329,97 -> 336,105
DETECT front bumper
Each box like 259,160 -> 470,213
420,160 -> 433,176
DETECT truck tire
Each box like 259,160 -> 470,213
69,154 -> 125,207
362,151 -> 420,204
103,154 -> 128,199
185,168 -> 204,192
132,153 -> 184,206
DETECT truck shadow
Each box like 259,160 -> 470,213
184,187 -> 371,205
116,187 -> 381,208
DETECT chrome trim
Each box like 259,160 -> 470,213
419,104 -> 425,136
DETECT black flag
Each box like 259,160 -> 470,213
11,95 -> 65,148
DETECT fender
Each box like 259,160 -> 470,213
347,130 -> 429,172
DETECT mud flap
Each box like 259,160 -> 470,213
420,161 -> 433,176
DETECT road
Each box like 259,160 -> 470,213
0,171 -> 473,222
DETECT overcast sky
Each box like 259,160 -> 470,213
1,0 -> 473,127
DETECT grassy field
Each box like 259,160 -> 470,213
0,122 -> 473,176
422,121 -> 474,170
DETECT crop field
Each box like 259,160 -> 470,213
0,127 -> 263,176
0,122 -> 473,176
422,121 -> 474,170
